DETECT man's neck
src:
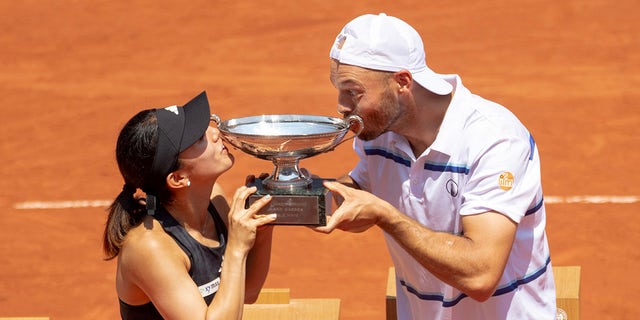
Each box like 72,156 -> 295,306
402,91 -> 453,157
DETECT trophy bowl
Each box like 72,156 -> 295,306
212,114 -> 363,189
210,114 -> 363,226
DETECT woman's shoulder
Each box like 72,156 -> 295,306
120,216 -> 188,266
116,217 -> 192,308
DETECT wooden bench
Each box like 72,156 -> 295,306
386,266 -> 581,319
553,266 -> 581,319
243,288 -> 341,320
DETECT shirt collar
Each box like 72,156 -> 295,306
429,75 -> 470,155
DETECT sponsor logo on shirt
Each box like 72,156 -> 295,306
498,172 -> 514,191
446,179 -> 459,197
199,277 -> 220,298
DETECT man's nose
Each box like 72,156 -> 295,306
336,102 -> 353,116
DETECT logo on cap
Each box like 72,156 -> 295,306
498,172 -> 514,191
164,105 -> 179,115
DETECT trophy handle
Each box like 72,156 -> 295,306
210,114 -> 221,126
331,115 -> 364,150
346,114 -> 364,135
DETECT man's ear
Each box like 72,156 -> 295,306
394,70 -> 413,91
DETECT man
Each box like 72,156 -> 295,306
316,13 -> 556,319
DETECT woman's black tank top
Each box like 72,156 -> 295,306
119,203 -> 227,320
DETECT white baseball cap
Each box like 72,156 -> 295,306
330,13 -> 453,95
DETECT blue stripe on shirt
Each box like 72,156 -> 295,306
525,197 -> 544,216
363,147 -> 470,174
398,256 -> 552,308
364,147 -> 411,167
529,134 -> 535,161
423,162 -> 470,174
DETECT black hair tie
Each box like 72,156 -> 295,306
146,194 -> 156,216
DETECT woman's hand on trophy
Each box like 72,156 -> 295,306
226,186 -> 277,252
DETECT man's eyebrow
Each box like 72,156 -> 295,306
336,78 -> 361,87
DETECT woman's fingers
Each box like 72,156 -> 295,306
231,186 -> 256,204
245,195 -> 277,227
230,187 -> 274,222
253,213 -> 278,226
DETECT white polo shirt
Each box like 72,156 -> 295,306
350,75 -> 556,319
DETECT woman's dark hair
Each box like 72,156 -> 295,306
102,109 -> 174,260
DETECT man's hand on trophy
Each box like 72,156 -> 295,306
314,181 -> 381,234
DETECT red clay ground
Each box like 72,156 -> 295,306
0,1 -> 638,319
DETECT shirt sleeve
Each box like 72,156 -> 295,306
459,132 -> 540,224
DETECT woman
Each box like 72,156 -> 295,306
103,91 -> 276,320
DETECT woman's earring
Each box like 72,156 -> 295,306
186,180 -> 191,187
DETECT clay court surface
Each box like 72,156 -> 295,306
1,1 -> 638,319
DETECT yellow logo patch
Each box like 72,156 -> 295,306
498,172 -> 514,191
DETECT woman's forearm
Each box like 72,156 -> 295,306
205,247 -> 248,320
244,226 -> 274,303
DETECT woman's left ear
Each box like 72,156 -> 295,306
167,172 -> 190,189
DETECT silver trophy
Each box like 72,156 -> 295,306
211,114 -> 363,225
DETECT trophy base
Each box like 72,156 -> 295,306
246,178 -> 332,226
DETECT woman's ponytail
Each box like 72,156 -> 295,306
102,185 -> 146,260
102,109 -> 158,260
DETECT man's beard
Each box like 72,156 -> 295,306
358,86 -> 402,141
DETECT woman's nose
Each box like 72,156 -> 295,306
209,127 -> 221,141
